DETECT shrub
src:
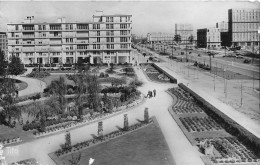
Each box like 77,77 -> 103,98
104,73 -> 109,77
99,72 -> 105,78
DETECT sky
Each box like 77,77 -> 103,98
0,0 -> 259,36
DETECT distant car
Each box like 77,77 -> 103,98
236,55 -> 243,59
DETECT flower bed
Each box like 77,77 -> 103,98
54,119 -> 153,157
179,116 -> 223,132
197,137 -> 260,164
10,158 -> 38,165
0,137 -> 21,146
34,96 -> 144,138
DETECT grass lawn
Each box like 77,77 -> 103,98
42,74 -> 75,86
16,81 -> 28,91
51,121 -> 175,165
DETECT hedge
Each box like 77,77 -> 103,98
151,63 -> 177,84
178,83 -> 260,155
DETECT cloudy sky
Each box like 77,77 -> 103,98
0,0 -> 259,36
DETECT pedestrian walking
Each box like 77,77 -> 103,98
153,89 -> 156,97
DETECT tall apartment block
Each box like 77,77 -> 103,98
0,32 -> 7,56
174,24 -> 195,43
207,27 -> 221,48
7,12 -> 132,65
147,33 -> 175,44
228,8 -> 260,48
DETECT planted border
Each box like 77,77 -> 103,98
152,63 -> 177,84
178,83 -> 260,155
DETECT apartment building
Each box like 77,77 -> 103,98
147,33 -> 175,44
174,24 -> 195,43
7,12 -> 132,65
228,8 -> 260,48
197,29 -> 207,48
0,32 -> 7,56
207,27 -> 221,48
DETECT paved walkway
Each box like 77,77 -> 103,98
139,46 -> 260,138
11,67 -> 47,97
3,51 -> 205,165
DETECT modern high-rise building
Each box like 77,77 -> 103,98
147,33 -> 175,44
174,24 -> 195,43
197,29 -> 207,48
0,32 -> 7,56
7,12 -> 132,65
207,27 -> 221,48
228,8 -> 260,48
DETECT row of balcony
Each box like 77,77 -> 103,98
9,26 -> 132,32
9,47 -> 131,52
8,34 -> 131,39
8,41 -> 131,46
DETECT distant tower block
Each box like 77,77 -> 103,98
124,114 -> 129,131
98,121 -> 103,137
144,108 -> 149,123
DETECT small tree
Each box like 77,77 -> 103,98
65,131 -> 72,150
8,55 -> 24,76
124,114 -> 129,131
0,49 -> 7,76
110,63 -> 114,72
144,108 -> 149,123
98,121 -> 103,138
174,34 -> 181,44
188,35 -> 194,44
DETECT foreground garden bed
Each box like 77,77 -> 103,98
167,86 -> 260,164
49,117 -> 176,165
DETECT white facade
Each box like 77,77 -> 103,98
207,27 -> 221,48
7,13 -> 132,65
175,24 -> 195,43
229,8 -> 260,48
147,33 -> 175,44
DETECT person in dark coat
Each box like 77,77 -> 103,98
153,89 -> 156,97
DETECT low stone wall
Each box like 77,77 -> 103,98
152,63 -> 177,84
178,83 -> 260,154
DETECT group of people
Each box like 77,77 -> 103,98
146,89 -> 156,98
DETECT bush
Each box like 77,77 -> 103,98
99,72 -> 105,78
67,88 -> 74,95
27,71 -> 50,78
104,73 -> 109,77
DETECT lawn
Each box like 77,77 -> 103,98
50,121 -> 175,165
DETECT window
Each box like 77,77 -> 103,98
16,40 -> 19,44
43,33 -> 46,37
107,44 -> 110,49
70,46 -> 73,50
97,38 -> 100,43
15,25 -> 19,30
120,44 -> 128,49
110,24 -> 114,29
70,52 -> 73,55
97,45 -> 100,49
93,44 -> 97,49
97,31 -> 100,36
66,52 -> 69,55
120,24 -> 127,29
120,37 -> 128,42
106,24 -> 110,29
77,24 -> 89,30
120,30 -> 127,35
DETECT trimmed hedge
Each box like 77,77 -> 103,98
178,83 -> 260,156
151,63 -> 177,84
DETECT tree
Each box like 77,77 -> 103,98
65,131 -> 72,150
8,55 -> 24,75
0,77 -> 20,126
188,35 -> 194,44
0,49 -> 7,76
85,74 -> 101,113
144,108 -> 149,123
124,114 -> 129,131
174,34 -> 181,44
